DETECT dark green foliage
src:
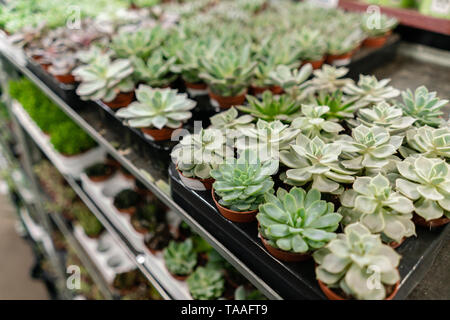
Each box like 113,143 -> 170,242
131,202 -> 163,232
72,202 -> 104,238
113,189 -> 140,209
49,121 -> 96,156
84,163 -> 112,177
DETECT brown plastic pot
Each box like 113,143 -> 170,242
177,168 -> 214,191
269,85 -> 284,95
88,173 -> 113,183
102,91 -> 134,109
250,85 -> 270,95
164,264 -> 189,281
40,63 -> 52,72
363,31 -> 392,49
260,235 -> 311,262
116,206 -> 136,216
208,89 -> 247,109
54,73 -> 76,84
388,237 -> 405,249
302,57 -> 325,70
318,279 -> 400,300
211,188 -> 257,223
141,126 -> 177,141
413,214 -> 450,228
184,81 -> 207,90
326,51 -> 353,65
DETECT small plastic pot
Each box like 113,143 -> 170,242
208,89 -> 247,109
269,85 -> 284,95
250,85 -> 270,96
102,91 -> 134,109
54,73 -> 76,84
211,188 -> 257,223
141,126 -> 178,141
184,81 -> 207,90
363,31 -> 392,48
302,57 -> 325,70
318,279 -> 400,300
116,206 -> 136,216
260,235 -> 311,262
388,237 -> 405,249
177,169 -> 214,191
413,214 -> 450,228
326,51 -> 353,66
87,166 -> 114,183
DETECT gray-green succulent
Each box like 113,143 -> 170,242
187,266 -> 225,300
280,134 -> 357,194
163,238 -> 197,276
399,126 -> 450,160
396,156 -> 450,221
339,174 -> 415,243
258,187 -> 341,253
361,13 -> 398,37
172,128 -> 234,180
209,107 -> 254,139
111,26 -> 165,60
73,55 -> 134,102
268,64 -> 312,100
116,85 -> 196,129
306,65 -> 353,94
313,222 -> 401,300
210,150 -> 278,212
397,86 -> 448,128
131,50 -> 177,88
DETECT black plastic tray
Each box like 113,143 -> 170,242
169,163 -> 450,300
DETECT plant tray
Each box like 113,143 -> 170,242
168,163 -> 450,300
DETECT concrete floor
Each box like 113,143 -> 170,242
0,192 -> 48,299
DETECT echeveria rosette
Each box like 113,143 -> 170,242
339,174 -> 415,243
343,75 -> 400,108
313,222 -> 401,300
398,86 -> 448,128
171,128 -> 234,180
209,107 -> 254,140
399,126 -> 450,161
291,104 -> 344,142
257,188 -> 341,253
280,134 -> 357,195
187,266 -> 225,300
361,13 -> 398,37
73,56 -> 134,102
236,119 -> 300,162
306,65 -> 353,95
116,85 -> 196,129
210,150 -> 278,212
163,239 -> 197,277
348,102 -> 416,135
395,156 -> 450,221
339,125 -> 403,172
131,51 -> 178,88
238,91 -> 302,123
268,64 -> 312,101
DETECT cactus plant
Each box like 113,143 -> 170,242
396,156 -> 450,221
187,267 -> 225,300
291,104 -> 344,141
313,222 -> 401,300
280,134 -> 357,194
397,86 -> 448,128
339,174 -> 415,243
399,126 -> 450,160
236,119 -> 300,162
349,102 -> 416,135
172,129 -> 233,180
73,55 -> 134,102
343,75 -> 400,108
210,150 -> 277,212
237,91 -> 302,122
163,239 -> 197,277
258,187 -> 341,254
339,125 -> 403,171
116,85 -> 196,130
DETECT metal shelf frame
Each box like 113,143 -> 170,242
0,38 -> 280,299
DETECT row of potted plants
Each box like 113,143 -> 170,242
169,63 -> 449,299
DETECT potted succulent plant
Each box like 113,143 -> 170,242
399,126 -> 449,160
131,50 -> 178,88
163,238 -> 198,280
326,33 -> 360,66
280,134 -> 357,194
210,150 -> 278,223
116,85 -> 196,141
312,89 -> 357,120
208,107 -> 254,141
361,13 -> 398,48
237,91 -> 302,122
268,64 -> 312,101
171,129 -> 233,191
48,54 -> 77,84
199,44 -> 256,109
73,203 -> 104,239
84,163 -> 115,183
395,156 -> 450,228
339,174 -> 415,247
295,28 -> 327,69
113,189 -> 141,215
187,266 -> 225,300
257,187 -> 341,262
314,222 -> 401,300
111,27 -> 165,61
72,54 -> 135,109
397,86 -> 448,128
305,65 -> 352,95
145,223 -> 172,254
130,202 -> 164,235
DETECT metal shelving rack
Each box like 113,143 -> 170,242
0,36 -> 280,299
